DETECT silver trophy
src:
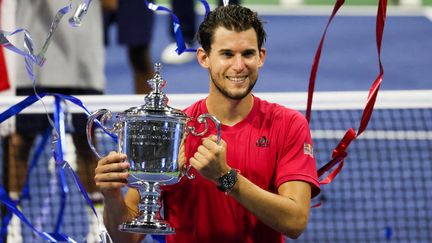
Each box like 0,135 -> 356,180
86,63 -> 221,234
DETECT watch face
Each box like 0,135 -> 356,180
223,175 -> 235,188
218,169 -> 237,192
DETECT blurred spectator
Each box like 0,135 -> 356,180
161,0 -> 240,65
7,0 -> 105,201
102,0 -> 154,94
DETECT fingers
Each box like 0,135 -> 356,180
194,148 -> 209,163
178,143 -> 186,169
94,151 -> 130,193
95,172 -> 129,190
201,136 -> 220,151
190,136 -> 226,167
95,171 -> 129,182
207,134 -> 218,142
95,160 -> 129,174
95,152 -> 129,173
189,145 -> 208,171
204,134 -> 220,144
205,134 -> 225,146
189,157 -> 201,170
98,151 -> 126,165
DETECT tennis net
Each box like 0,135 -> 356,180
0,90 -> 431,242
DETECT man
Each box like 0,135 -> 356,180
95,5 -> 320,242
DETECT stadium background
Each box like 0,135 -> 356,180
1,0 -> 431,242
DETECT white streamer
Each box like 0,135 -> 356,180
69,0 -> 93,27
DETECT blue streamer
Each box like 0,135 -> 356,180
385,226 -> 393,240
198,0 -> 211,16
52,97 -> 68,234
52,93 -> 117,141
48,95 -> 107,241
142,0 -> 210,55
0,93 -> 116,140
1,0 -> 104,240
0,93 -> 114,241
0,93 -> 47,123
49,95 -> 106,226
0,128 -> 51,240
1,130 -> 51,237
0,187 -> 57,242
64,162 -> 100,220
53,97 -> 65,163
0,211 -> 11,240
46,232 -> 77,243
20,128 -> 52,201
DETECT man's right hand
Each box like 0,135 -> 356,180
94,151 -> 130,197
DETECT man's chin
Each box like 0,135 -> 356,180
225,90 -> 252,100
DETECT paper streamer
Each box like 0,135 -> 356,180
305,0 -> 388,195
143,0 -> 210,54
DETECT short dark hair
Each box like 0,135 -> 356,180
196,5 -> 266,54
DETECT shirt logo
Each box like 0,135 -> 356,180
304,143 -> 314,158
256,136 -> 269,147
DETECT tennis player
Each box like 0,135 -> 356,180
95,5 -> 320,242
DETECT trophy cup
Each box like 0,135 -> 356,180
86,63 -> 221,234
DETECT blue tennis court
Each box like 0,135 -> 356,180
105,7 -> 432,94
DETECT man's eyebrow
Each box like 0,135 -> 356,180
242,49 -> 257,54
217,49 -> 233,53
216,48 -> 257,54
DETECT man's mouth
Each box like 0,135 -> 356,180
227,76 -> 247,83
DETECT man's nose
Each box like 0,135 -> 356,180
232,55 -> 246,72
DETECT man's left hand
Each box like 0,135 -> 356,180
189,135 -> 230,183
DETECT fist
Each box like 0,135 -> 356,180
189,135 -> 230,183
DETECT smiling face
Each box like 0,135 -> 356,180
197,27 -> 266,100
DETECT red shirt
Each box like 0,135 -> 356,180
163,96 -> 320,243
0,0 -> 10,92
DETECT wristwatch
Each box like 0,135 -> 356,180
217,168 -> 238,193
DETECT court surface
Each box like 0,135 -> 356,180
104,6 -> 432,94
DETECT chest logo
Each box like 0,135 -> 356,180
256,136 -> 269,147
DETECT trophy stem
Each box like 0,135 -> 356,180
119,182 -> 175,234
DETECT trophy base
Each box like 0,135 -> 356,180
119,219 -> 175,235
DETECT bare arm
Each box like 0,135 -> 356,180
94,152 -> 144,242
229,177 -> 311,238
190,136 -> 312,239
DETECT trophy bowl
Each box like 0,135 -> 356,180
86,63 -> 220,234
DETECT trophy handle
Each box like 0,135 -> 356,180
188,113 -> 221,144
86,109 -> 118,159
182,113 -> 222,179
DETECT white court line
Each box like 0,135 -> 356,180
313,130 -> 432,140
1,90 -> 432,113
424,7 -> 432,22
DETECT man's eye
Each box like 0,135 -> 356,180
243,51 -> 255,58
222,52 -> 233,57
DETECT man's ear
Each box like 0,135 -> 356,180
197,47 -> 210,68
258,47 -> 267,68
